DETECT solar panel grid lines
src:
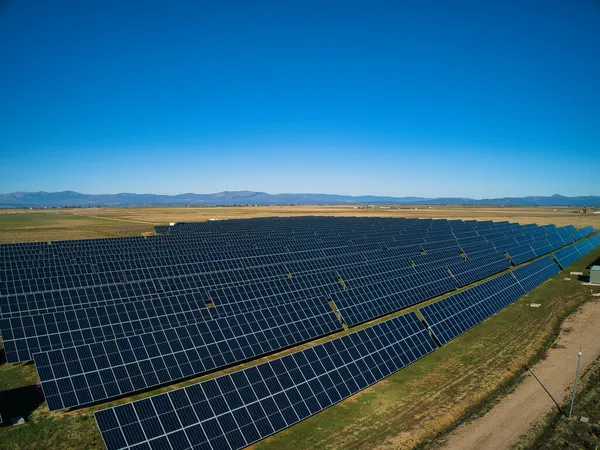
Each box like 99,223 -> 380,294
419,272 -> 526,346
331,267 -> 458,327
0,281 -> 168,321
411,254 -> 465,270
1,235 -> 390,269
459,242 -> 496,256
338,265 -> 416,289
512,256 -> 560,293
420,240 -> 461,252
571,229 -> 584,241
205,284 -> 338,318
34,298 -> 343,411
506,245 -> 538,265
579,226 -> 595,237
94,312 -> 437,450
447,252 -> 511,288
2,248 -> 436,320
1,291 -> 223,363
573,234 -> 599,256
553,245 -> 582,269
412,247 -> 463,264
0,263 -> 297,320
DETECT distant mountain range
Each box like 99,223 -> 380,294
0,191 -> 598,207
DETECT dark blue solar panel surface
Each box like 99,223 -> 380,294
419,273 -> 525,345
512,256 -> 560,292
448,252 -> 510,287
35,299 -> 342,411
0,216 -> 593,429
506,245 -> 537,265
553,246 -> 582,269
331,268 -> 457,326
94,312 -> 437,450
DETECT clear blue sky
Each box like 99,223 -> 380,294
1,0 -> 598,198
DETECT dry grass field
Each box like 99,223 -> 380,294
0,206 -> 598,450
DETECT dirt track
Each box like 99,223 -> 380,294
439,298 -> 600,450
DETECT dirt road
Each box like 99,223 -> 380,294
439,298 -> 600,450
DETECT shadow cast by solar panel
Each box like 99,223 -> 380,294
0,348 -> 6,366
0,385 -> 44,425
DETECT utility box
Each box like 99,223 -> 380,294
591,266 -> 600,285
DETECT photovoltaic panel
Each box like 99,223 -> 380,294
331,268 -> 457,327
530,241 -> 554,257
35,299 -> 342,411
448,252 -> 510,287
574,236 -> 597,257
571,229 -> 584,240
579,226 -> 595,237
1,293 -> 219,363
506,245 -> 537,265
94,312 -> 437,450
553,246 -> 581,269
512,256 -> 560,292
419,273 -> 525,345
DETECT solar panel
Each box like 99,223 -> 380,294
512,256 -> 560,292
506,245 -> 537,265
553,246 -> 582,269
331,268 -> 457,326
448,252 -> 510,287
574,238 -> 595,257
35,299 -> 342,411
1,292 -> 220,363
419,273 -> 525,345
94,312 -> 437,450
530,241 -> 554,257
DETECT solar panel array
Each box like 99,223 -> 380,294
35,298 -> 341,410
418,238 -> 597,347
0,216 -> 597,443
512,256 -> 560,292
3,218 -> 585,366
553,233 -> 600,269
419,273 -> 525,345
92,225 -> 598,450
94,312 -> 437,450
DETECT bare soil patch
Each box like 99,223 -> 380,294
439,299 -> 600,450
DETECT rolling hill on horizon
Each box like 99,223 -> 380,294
0,191 -> 599,207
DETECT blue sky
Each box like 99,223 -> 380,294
1,1 -> 598,198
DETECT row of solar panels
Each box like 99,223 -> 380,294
0,225 -> 593,366
93,236 -> 599,450
0,217 -> 496,254
0,231 -> 588,287
0,230 -> 579,362
21,232 -> 600,416
0,228 -> 548,267
1,218 -> 590,262
0,222 -> 588,306
0,225 -> 567,283
0,231 -> 582,332
1,217 -> 588,266
0,250 -> 486,362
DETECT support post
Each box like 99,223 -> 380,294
568,345 -> 582,419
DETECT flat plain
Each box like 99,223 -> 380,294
0,206 -> 598,450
